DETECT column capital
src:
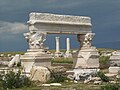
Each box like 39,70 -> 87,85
77,33 -> 95,49
24,31 -> 46,49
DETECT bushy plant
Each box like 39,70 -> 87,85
99,56 -> 110,69
47,68 -> 69,83
101,83 -> 119,90
0,70 -> 31,89
97,71 -> 109,82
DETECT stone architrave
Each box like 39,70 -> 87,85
73,33 -> 99,69
65,38 -> 72,58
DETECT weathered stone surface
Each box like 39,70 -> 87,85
8,54 -> 21,67
73,47 -> 99,68
94,81 -> 101,85
109,81 -> 116,84
66,68 -> 99,81
42,84 -> 51,86
21,24 -> 52,75
22,13 -> 98,84
21,49 -> 52,74
30,66 -> 50,82
91,77 -> 101,81
109,67 -> 120,74
42,83 -> 62,86
105,73 -> 117,77
28,13 -> 92,34
29,13 -> 91,25
50,83 -> 62,86
110,51 -> 120,66
73,33 -> 99,69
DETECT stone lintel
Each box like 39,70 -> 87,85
27,13 -> 92,34
28,13 -> 92,26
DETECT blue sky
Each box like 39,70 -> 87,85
0,0 -> 120,51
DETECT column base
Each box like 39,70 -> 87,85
65,51 -> 72,58
73,46 -> 99,69
20,49 -> 52,74
54,52 -> 63,57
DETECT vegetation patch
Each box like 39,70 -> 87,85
0,69 -> 31,89
0,52 -> 25,56
47,68 -> 69,83
101,83 -> 120,90
51,58 -> 73,64
96,71 -> 109,82
99,56 -> 110,69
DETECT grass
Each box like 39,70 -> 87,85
51,58 -> 73,64
0,52 -> 25,56
7,82 -> 101,90
2,81 -> 120,90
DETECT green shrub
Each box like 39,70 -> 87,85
97,71 -> 109,82
99,56 -> 110,69
101,83 -> 119,90
0,70 -> 31,89
47,68 -> 69,83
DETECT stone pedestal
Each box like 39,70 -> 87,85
21,32 -> 52,75
21,49 -> 52,74
73,47 -> 99,68
109,51 -> 120,67
73,33 -> 99,69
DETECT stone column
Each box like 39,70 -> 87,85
66,38 -> 70,52
55,37 -> 61,57
21,31 -> 52,75
65,38 -> 72,58
73,33 -> 99,68
55,37 -> 60,53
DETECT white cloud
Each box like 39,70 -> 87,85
0,21 -> 28,35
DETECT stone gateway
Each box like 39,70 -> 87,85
21,13 -> 99,74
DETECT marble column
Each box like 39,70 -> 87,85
55,37 -> 62,57
66,38 -> 70,52
55,37 -> 60,53
65,38 -> 72,58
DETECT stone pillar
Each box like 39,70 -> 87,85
73,33 -> 99,69
20,31 -> 52,75
66,38 -> 70,52
65,38 -> 72,58
55,37 -> 60,53
55,37 -> 62,57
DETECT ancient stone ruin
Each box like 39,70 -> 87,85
20,13 -> 99,81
